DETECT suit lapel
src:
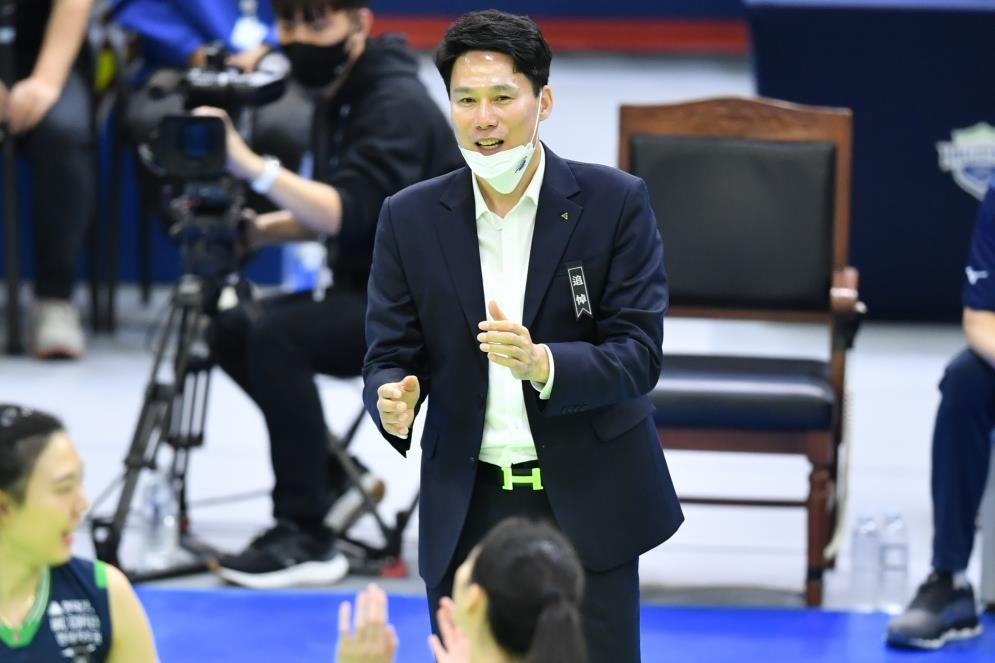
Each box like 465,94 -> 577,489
434,151 -> 585,334
523,148 -> 584,328
435,169 -> 487,338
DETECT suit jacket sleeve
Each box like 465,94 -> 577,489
362,196 -> 430,454
541,177 -> 666,413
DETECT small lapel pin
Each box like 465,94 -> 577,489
560,212 -> 569,221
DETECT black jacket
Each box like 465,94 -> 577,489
316,34 -> 463,288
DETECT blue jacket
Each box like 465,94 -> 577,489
113,0 -> 277,70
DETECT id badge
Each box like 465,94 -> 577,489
565,261 -> 592,319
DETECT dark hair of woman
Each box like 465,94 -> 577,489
471,517 -> 587,663
0,404 -> 63,504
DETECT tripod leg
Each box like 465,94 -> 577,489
0,5 -> 23,355
2,132 -> 24,355
90,292 -> 187,566
91,390 -> 169,566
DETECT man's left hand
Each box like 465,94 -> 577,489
477,300 -> 549,383
191,106 -> 258,180
4,76 -> 60,134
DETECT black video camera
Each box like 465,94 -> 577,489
142,43 -> 289,282
148,42 -> 288,180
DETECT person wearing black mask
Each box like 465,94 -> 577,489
117,0 -> 313,213
191,0 -> 463,589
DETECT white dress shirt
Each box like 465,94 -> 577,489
473,145 -> 556,468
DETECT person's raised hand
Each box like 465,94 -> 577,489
428,597 -> 470,663
477,300 -> 549,383
336,584 -> 398,663
376,375 -> 420,439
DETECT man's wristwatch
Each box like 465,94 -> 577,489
250,156 -> 281,194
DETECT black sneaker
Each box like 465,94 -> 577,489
215,521 -> 348,589
886,572 -> 982,649
325,455 -> 386,534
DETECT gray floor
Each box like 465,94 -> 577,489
0,285 -> 981,610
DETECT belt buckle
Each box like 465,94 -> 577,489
501,466 -> 543,491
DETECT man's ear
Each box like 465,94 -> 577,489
539,85 -> 554,121
355,8 -> 374,37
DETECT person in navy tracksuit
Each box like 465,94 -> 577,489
887,180 -> 995,650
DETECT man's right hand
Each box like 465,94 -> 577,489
376,376 -> 420,439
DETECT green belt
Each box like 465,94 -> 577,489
480,461 -> 544,491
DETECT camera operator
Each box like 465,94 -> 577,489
114,0 -> 311,194
194,0 -> 463,589
3,0 -> 93,359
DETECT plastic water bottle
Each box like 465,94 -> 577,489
879,513 -> 910,614
849,515 -> 880,612
141,468 -> 179,571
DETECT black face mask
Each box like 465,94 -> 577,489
282,39 -> 350,89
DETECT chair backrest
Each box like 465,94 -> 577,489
619,97 -> 852,323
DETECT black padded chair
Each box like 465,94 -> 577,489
619,96 -> 864,606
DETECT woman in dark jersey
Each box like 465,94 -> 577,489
0,405 -> 158,662
336,517 -> 587,663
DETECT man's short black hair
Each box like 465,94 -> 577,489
434,10 -> 552,97
272,0 -> 368,22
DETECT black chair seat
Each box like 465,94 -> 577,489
651,354 -> 834,431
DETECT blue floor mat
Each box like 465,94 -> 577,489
136,586 -> 995,663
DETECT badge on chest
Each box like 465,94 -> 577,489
565,262 -> 592,319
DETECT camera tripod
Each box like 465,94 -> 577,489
89,273 -> 233,581
89,271 -> 420,582
0,0 -> 24,355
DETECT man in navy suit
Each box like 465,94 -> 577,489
362,10 -> 683,662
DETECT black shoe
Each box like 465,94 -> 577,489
326,455 -> 385,534
885,572 -> 982,650
215,521 -> 348,589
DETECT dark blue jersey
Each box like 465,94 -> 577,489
0,558 -> 113,662
963,181 -> 995,312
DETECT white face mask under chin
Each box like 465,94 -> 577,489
459,103 -> 542,195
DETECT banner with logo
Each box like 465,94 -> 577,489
749,0 -> 995,322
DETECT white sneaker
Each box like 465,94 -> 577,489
31,299 -> 85,360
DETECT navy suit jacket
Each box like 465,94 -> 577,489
363,146 -> 684,587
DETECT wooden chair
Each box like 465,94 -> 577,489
619,96 -> 864,605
